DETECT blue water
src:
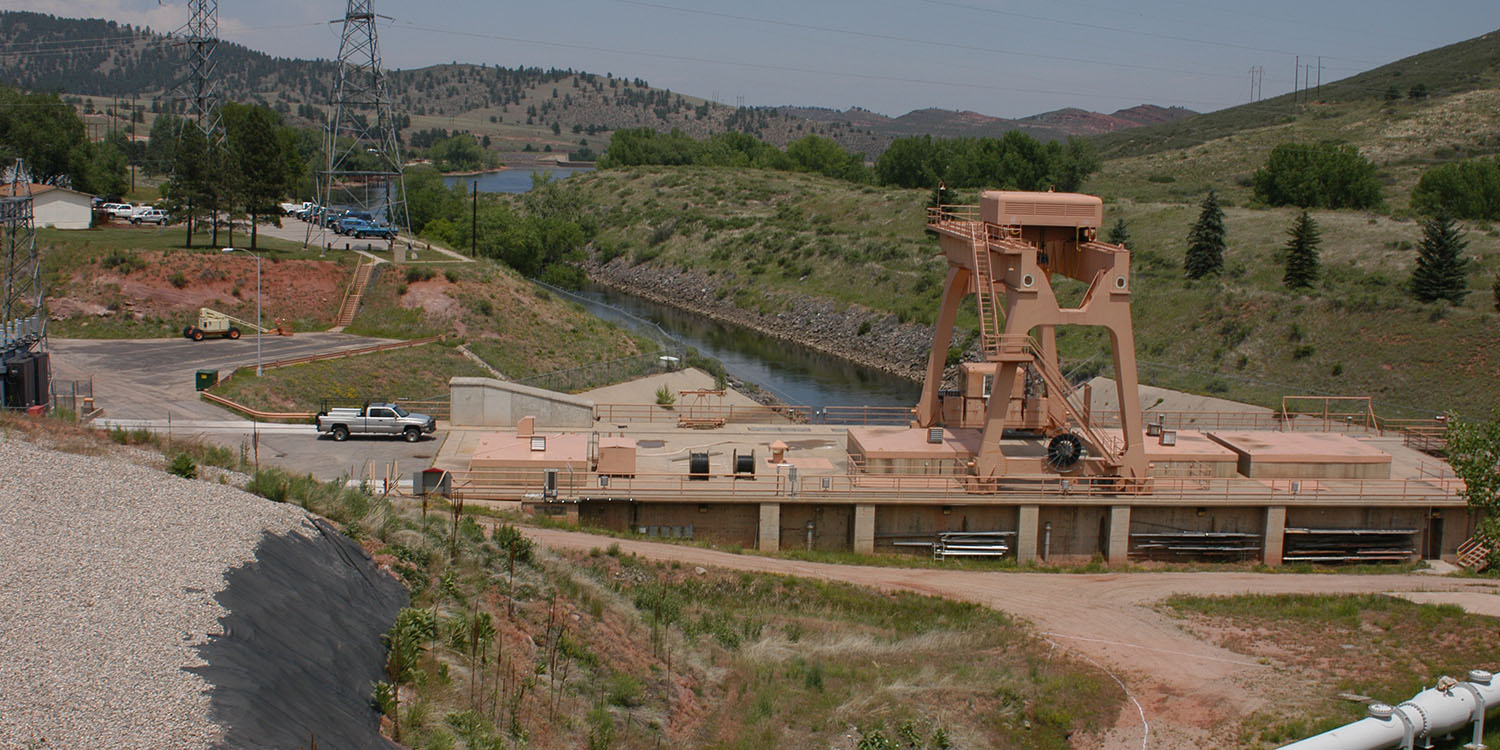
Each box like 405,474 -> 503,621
444,167 -> 594,193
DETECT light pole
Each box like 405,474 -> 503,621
221,247 -> 262,376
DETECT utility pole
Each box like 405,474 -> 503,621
1293,56 -> 1300,106
471,180 -> 477,256
1316,56 -> 1322,100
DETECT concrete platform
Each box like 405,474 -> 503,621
1098,428 -> 1239,477
1207,431 -> 1392,479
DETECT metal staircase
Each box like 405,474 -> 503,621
333,259 -> 377,330
966,223 -> 1003,359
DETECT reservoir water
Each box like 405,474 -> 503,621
562,283 -> 922,409
445,166 -> 594,193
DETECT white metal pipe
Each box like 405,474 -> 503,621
1279,670 -> 1497,750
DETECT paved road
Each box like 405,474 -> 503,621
519,526 -> 1500,750
50,333 -> 395,421
51,334 -> 447,480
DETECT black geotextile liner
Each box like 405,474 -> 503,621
190,518 -> 408,750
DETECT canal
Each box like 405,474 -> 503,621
562,283 -> 922,409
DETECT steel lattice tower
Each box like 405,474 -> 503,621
1,161 -> 43,356
171,0 -> 224,142
316,0 -> 409,250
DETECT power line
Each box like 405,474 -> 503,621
919,0 -> 1387,65
612,0 -> 1247,83
392,20 -> 1258,110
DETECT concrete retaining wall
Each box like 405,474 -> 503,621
449,376 -> 595,428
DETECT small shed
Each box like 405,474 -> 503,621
3,184 -> 96,230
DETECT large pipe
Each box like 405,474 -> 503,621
1279,669 -> 1497,750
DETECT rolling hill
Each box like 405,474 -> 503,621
0,10 -> 1185,158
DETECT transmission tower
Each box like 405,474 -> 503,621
316,0 -> 409,251
171,0 -> 224,142
1,160 -> 46,408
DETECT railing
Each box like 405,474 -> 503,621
820,405 -> 914,426
444,466 -> 1465,506
595,402 -> 812,425
237,335 -> 443,373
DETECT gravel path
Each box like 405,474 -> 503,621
0,435 -> 310,749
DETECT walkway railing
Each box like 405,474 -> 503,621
447,466 -> 1465,506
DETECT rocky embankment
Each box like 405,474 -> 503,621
588,258 -> 938,382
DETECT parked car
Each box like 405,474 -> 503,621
315,402 -> 435,442
350,220 -> 396,240
335,211 -> 374,235
101,202 -> 133,219
131,209 -> 169,225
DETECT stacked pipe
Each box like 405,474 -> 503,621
1279,669 -> 1497,750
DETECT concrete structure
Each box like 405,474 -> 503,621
449,376 -> 594,428
446,189 -> 1477,569
10,184 -> 93,230
1208,431 -> 1392,479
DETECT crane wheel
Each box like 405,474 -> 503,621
191,329 -> 204,342
227,328 -> 241,340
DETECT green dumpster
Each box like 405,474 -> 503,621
195,369 -> 218,391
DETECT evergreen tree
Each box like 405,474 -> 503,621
1281,210 -> 1321,289
1106,217 -> 1131,248
1184,190 -> 1225,279
1409,215 -> 1470,304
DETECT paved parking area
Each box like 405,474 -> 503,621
52,334 -> 447,480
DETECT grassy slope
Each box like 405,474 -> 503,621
1164,593 -> 1500,747
563,165 -> 1500,417
1092,28 -> 1500,160
211,344 -> 484,412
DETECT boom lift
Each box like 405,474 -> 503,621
919,190 -> 1148,488
182,307 -> 292,341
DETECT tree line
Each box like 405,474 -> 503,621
598,127 -> 1101,191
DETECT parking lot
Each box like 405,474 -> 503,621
51,334 -> 447,480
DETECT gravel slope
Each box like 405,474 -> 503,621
0,436 -> 311,749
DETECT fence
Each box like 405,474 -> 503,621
445,465 -> 1466,507
50,378 -> 100,419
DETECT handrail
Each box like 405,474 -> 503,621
447,466 -> 1465,506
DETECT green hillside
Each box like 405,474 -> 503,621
1093,29 -> 1500,159
560,165 -> 1500,418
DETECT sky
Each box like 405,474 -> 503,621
14,0 -> 1500,119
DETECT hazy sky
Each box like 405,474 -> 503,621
17,0 -> 1500,118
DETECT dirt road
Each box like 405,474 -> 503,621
522,527 -> 1500,749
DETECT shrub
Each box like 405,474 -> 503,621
1252,142 -> 1382,209
443,269 -> 460,283
655,384 -> 676,406
168,453 -> 198,479
100,251 -> 146,274
405,266 -> 436,283
168,271 -> 188,289
1411,157 -> 1500,221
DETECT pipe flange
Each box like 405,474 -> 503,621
1470,669 -> 1493,686
1369,703 -> 1396,719
1398,700 -> 1431,737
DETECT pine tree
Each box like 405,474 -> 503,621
1409,215 -> 1470,304
1106,217 -> 1131,248
1184,190 -> 1225,279
1281,210 -> 1321,289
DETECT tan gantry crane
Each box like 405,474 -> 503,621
918,190 -> 1148,487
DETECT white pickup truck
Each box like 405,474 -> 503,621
315,402 -> 436,442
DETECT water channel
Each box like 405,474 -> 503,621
466,166 -> 921,408
444,166 -> 594,193
562,283 -> 922,409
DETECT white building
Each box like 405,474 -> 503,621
30,185 -> 95,229
1,183 -> 96,230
